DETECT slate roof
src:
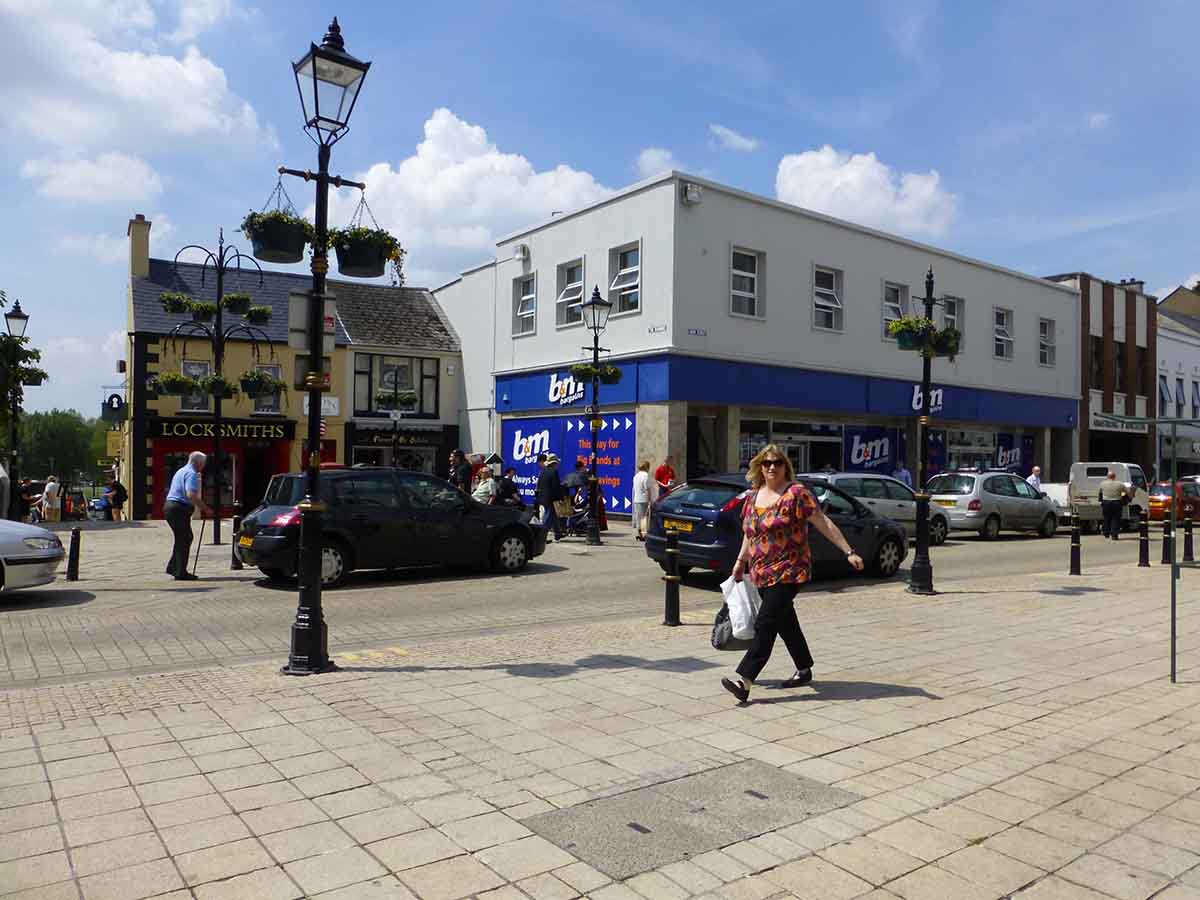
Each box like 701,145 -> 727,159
131,259 -> 459,353
1158,307 -> 1200,337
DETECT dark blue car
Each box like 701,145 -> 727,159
644,473 -> 907,579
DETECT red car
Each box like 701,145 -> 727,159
1147,481 -> 1200,521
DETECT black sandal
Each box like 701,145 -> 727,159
721,677 -> 750,703
780,668 -> 813,688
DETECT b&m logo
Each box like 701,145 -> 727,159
850,434 -> 890,469
911,385 -> 944,414
512,428 -> 550,464
997,446 -> 1021,468
548,373 -> 586,406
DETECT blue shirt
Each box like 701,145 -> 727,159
167,464 -> 201,505
894,468 -> 913,487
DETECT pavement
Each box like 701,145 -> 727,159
0,525 -> 1198,898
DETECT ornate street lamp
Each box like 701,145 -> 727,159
280,18 -> 370,676
580,287 -> 612,546
5,300 -> 29,338
4,301 -> 31,520
909,266 -> 938,595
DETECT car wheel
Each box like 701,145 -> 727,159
929,516 -> 948,546
259,567 -> 288,582
873,537 -> 903,578
320,542 -> 350,588
490,532 -> 530,572
1039,514 -> 1057,538
981,515 -> 1001,540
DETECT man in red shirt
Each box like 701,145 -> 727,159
654,456 -> 677,495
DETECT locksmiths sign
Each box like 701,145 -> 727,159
150,417 -> 296,441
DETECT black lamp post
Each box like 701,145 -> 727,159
5,301 -> 29,521
580,286 -> 612,547
909,266 -> 938,595
280,17 -> 370,676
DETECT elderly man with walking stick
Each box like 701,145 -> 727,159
164,451 -> 211,581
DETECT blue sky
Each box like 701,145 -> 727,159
3,0 -> 1198,414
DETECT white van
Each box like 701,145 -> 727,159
1068,462 -> 1149,531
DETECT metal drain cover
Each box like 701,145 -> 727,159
524,759 -> 859,879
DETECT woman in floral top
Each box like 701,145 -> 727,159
722,445 -> 863,703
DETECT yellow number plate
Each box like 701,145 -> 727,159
238,535 -> 254,547
934,499 -> 957,507
663,519 -> 694,533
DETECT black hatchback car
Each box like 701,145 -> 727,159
645,473 -> 908,579
237,467 -> 546,587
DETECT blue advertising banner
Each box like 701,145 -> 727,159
501,413 -> 637,515
843,426 -> 902,474
496,363 -> 639,413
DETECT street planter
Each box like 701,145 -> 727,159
331,227 -> 402,279
244,305 -> 272,325
151,372 -> 199,396
190,301 -> 217,323
199,374 -> 238,399
159,292 -> 192,315
241,210 -> 312,264
221,292 -> 252,315
932,327 -> 961,360
239,370 -> 286,399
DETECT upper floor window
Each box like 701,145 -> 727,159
993,307 -> 1014,360
1038,318 -> 1056,367
609,244 -> 640,314
253,363 -> 283,414
513,275 -> 536,336
942,296 -> 963,336
882,282 -> 908,338
1177,377 -> 1186,418
1192,382 -> 1199,420
731,249 -> 761,317
1159,374 -> 1172,413
556,260 -> 584,327
812,265 -> 843,331
181,360 -> 210,412
1114,340 -> 1126,392
354,353 -> 440,418
1090,336 -> 1104,390
1137,346 -> 1148,396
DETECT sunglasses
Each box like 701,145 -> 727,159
761,459 -> 785,468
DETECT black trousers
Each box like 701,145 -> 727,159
1101,499 -> 1123,538
736,582 -> 815,683
164,501 -> 194,576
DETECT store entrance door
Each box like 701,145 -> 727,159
777,440 -> 841,475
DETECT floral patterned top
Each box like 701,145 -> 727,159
742,482 -> 819,587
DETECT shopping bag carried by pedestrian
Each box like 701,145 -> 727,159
721,575 -> 761,640
711,603 -> 753,651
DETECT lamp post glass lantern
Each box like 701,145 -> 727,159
5,300 -> 29,338
281,18 -> 370,676
581,287 -> 612,546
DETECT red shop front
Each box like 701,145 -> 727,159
149,416 -> 296,518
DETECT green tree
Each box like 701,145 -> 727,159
14,410 -> 95,483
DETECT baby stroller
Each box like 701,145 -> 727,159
563,484 -> 608,536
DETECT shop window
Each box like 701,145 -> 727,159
513,275 -> 536,336
353,352 -> 440,418
882,282 -> 909,340
1039,318 -> 1056,367
739,419 -> 769,469
731,248 -> 762,318
993,307 -> 1013,359
181,360 -> 210,412
813,265 -> 843,331
1091,337 -> 1104,390
556,260 -> 584,327
609,243 -> 641,315
253,363 -> 282,414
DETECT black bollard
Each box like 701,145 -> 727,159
663,528 -> 681,626
1138,510 -> 1150,568
1162,519 -> 1173,565
230,514 -> 243,570
66,527 -> 81,581
1185,516 -> 1194,564
1069,523 -> 1081,575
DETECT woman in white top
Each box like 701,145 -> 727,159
632,461 -> 651,541
41,475 -> 62,523
471,468 -> 498,505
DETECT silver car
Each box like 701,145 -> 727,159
927,471 -> 1058,539
0,520 -> 65,591
807,472 -> 950,545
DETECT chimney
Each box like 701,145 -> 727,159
127,213 -> 151,278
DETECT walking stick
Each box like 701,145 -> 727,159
192,515 -> 206,576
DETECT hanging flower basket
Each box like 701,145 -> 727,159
887,315 -> 935,352
198,374 -> 238,399
331,227 -> 402,279
22,370 -> 46,387
244,305 -> 272,325
160,292 -> 192,314
241,210 -> 312,264
221,292 -> 252,315
189,301 -> 217,323
932,327 -> 961,360
569,363 -> 622,384
376,389 -> 418,411
151,372 -> 200,396
239,370 -> 286,399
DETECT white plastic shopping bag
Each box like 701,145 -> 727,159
721,575 -> 761,640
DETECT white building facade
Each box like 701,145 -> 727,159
1156,308 -> 1200,477
435,172 -> 1081,510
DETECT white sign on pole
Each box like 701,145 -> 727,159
302,395 -> 340,416
389,409 -> 405,422
288,291 -> 337,353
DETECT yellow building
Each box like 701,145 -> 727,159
121,214 -> 462,518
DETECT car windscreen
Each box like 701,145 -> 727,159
927,474 -> 975,495
666,483 -> 742,509
1150,483 -> 1173,497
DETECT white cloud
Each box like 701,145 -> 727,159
1155,273 -> 1200,299
1,0 -> 273,152
55,211 -> 176,265
169,0 -> 234,42
27,329 -> 127,416
635,147 -> 681,178
1087,111 -> 1112,129
775,145 -> 957,238
22,152 -> 162,205
708,124 -> 759,152
322,109 -> 613,287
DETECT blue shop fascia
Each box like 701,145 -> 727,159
494,354 -> 1079,513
